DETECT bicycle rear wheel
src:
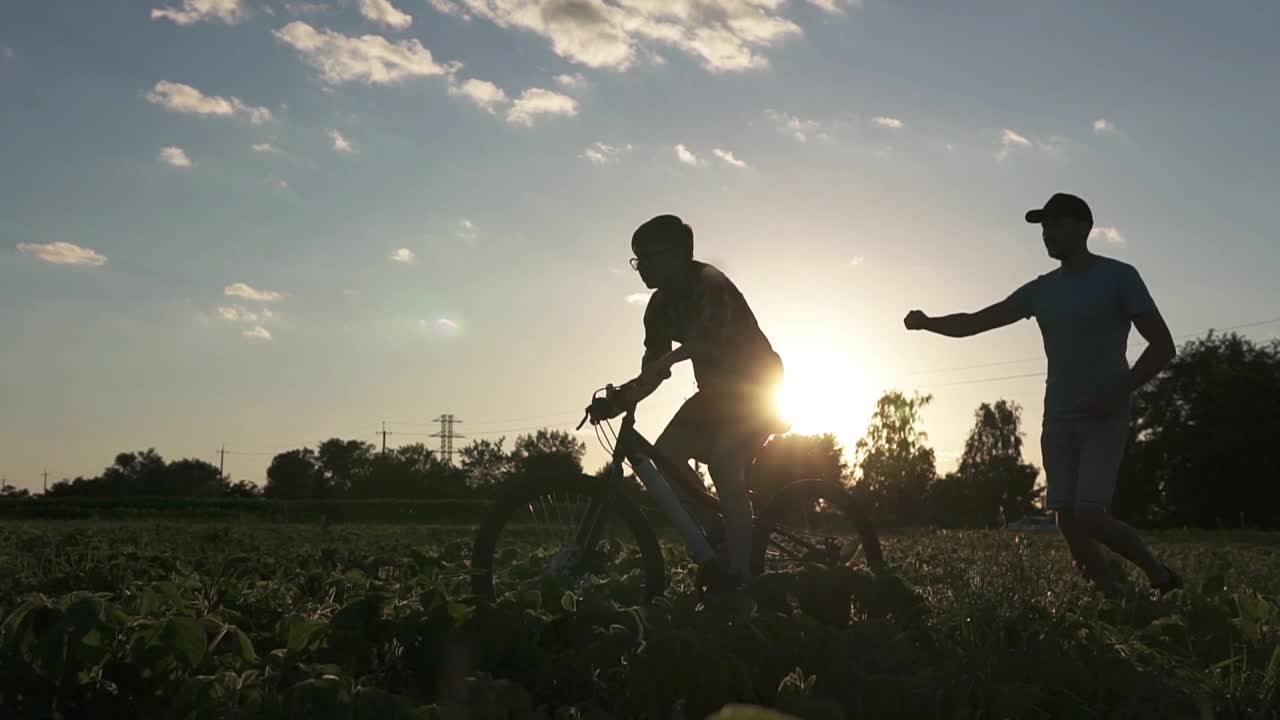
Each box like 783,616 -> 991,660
752,479 -> 886,575
470,473 -> 667,603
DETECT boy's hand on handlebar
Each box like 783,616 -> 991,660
636,362 -> 672,391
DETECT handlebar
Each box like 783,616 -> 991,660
576,380 -> 642,431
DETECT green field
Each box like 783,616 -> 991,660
1,521 -> 1277,719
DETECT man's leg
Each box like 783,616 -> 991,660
654,395 -> 722,537
1056,510 -> 1117,596
1073,418 -> 1174,587
707,440 -> 754,581
1044,421 -> 1116,594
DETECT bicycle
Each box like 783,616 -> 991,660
469,378 -> 887,603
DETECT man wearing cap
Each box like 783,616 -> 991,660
903,193 -> 1183,598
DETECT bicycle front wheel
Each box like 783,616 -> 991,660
470,473 -> 667,603
752,479 -> 886,575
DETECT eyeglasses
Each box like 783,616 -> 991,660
629,248 -> 681,271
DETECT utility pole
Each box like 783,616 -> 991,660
378,421 -> 391,454
217,444 -> 227,482
43,469 -> 48,494
431,414 -> 465,466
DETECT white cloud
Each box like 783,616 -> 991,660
151,0 -> 248,26
996,128 -> 1032,161
451,0 -> 814,74
422,317 -> 460,333
159,146 -> 194,168
1090,226 -> 1126,245
252,142 -> 281,153
448,78 -> 509,112
2,47 -> 14,60
428,0 -> 470,19
713,148 -> 747,168
388,247 -> 416,263
625,291 -> 653,305
505,87 -> 578,126
555,72 -> 587,88
1002,128 -> 1031,147
217,305 -> 259,323
269,176 -> 289,189
457,219 -> 477,240
17,241 -> 108,267
242,325 -> 273,340
224,282 -> 283,301
146,81 -> 271,125
343,288 -> 361,296
849,256 -> 864,267
578,141 -> 631,165
675,143 -> 705,167
806,0 -> 860,13
1093,118 -> 1119,135
872,115 -> 904,129
764,109 -> 821,143
358,0 -> 412,29
273,21 -> 459,86
328,128 -> 355,153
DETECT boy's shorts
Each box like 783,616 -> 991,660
1041,416 -> 1129,512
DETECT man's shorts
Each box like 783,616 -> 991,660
659,383 -> 784,465
1041,416 -> 1129,512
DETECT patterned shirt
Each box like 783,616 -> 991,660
642,261 -> 782,392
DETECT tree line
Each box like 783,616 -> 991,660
23,332 -> 1280,529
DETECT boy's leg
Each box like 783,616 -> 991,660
1044,420 -> 1116,593
654,393 -> 723,536
707,442 -> 754,580
1074,417 -> 1173,587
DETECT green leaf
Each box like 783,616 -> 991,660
138,589 -> 161,617
446,602 -> 473,624
561,591 -> 577,613
280,615 -> 327,653
518,590 -> 542,610
286,675 -> 354,720
706,704 -> 803,720
231,627 -> 256,662
160,616 -> 208,669
1263,644 -> 1280,707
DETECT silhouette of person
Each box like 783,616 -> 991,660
905,193 -> 1183,597
625,214 -> 785,588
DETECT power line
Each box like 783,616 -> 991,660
383,410 -> 580,429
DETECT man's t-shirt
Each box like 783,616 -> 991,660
1005,255 -> 1157,421
643,260 -> 782,394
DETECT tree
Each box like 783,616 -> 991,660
1121,332 -> 1280,528
459,437 -> 513,488
154,458 -> 226,497
749,432 -> 847,500
850,391 -> 938,528
315,438 -> 375,498
928,400 -> 1041,528
225,480 -> 263,498
510,429 -> 587,481
265,448 -> 321,499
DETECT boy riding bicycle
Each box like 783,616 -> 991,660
621,214 -> 785,590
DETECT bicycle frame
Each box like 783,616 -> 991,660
581,409 -> 723,565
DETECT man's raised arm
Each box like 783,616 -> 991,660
904,299 -> 1025,338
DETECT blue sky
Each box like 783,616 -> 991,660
2,0 -> 1278,492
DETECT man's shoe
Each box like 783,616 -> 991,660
1151,564 -> 1183,596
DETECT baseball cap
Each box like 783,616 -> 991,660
1024,193 -> 1093,224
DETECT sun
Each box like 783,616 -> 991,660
773,344 -> 876,444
